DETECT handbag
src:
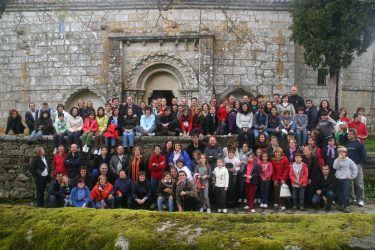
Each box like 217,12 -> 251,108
279,183 -> 291,198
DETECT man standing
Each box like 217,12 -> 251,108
64,144 -> 85,179
346,128 -> 367,207
289,86 -> 305,111
25,102 -> 39,135
121,96 -> 141,117
305,99 -> 319,134
29,146 -> 50,207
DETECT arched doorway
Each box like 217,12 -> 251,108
144,72 -> 180,106
65,90 -> 105,112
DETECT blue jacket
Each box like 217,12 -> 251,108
140,114 -> 155,131
168,151 -> 192,171
305,105 -> 319,130
346,140 -> 367,164
70,186 -> 91,207
112,177 -> 132,197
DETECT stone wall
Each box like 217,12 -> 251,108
0,135 -> 234,200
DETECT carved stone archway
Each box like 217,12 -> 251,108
125,52 -> 199,102
218,86 -> 255,102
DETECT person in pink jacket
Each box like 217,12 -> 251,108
289,152 -> 309,210
81,112 -> 99,153
259,152 -> 273,209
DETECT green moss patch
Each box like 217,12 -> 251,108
0,205 -> 374,249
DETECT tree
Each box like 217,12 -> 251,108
290,0 -> 375,111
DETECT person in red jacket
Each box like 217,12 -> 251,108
52,145 -> 68,176
179,108 -> 193,139
289,152 -> 309,210
243,153 -> 260,213
271,147 -> 289,211
148,145 -> 167,207
308,136 -> 324,168
217,99 -> 228,135
81,112 -> 99,153
259,152 -> 273,209
90,175 -> 114,209
348,113 -> 368,143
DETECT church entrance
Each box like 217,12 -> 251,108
143,71 -> 180,105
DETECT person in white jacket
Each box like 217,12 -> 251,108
236,102 -> 254,148
212,158 -> 229,214
67,107 -> 83,148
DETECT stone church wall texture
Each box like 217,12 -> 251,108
0,0 -> 374,131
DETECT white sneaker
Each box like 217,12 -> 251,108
222,209 -> 228,214
254,199 -> 257,204
244,205 -> 250,210
250,209 -> 256,213
53,148 -> 57,154
264,204 -> 268,208
98,148 -> 101,155
217,209 -> 222,213
238,198 -> 242,203
358,200 -> 365,207
94,149 -> 99,155
199,207 -> 204,212
260,203 -> 264,208
149,133 -> 155,136
207,208 -> 211,213
280,206 -> 286,212
244,199 -> 247,203
273,203 -> 279,208
83,145 -> 88,152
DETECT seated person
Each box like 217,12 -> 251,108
113,170 -> 133,208
136,106 -> 156,136
311,165 -> 337,211
155,107 -> 179,136
157,171 -> 174,212
253,105 -> 268,138
90,175 -> 114,209
91,163 -> 115,187
48,172 -> 63,208
59,175 -> 74,207
5,109 -> 25,135
70,178 -> 91,208
130,171 -> 151,209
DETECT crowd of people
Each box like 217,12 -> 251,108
10,85 -> 368,213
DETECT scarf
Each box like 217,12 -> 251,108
326,145 -> 336,159
131,156 -> 141,181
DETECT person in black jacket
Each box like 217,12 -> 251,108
311,165 -> 337,211
25,102 -> 39,135
155,107 -> 179,136
303,145 -> 321,205
28,110 -> 53,143
186,133 -> 206,159
5,109 -> 25,135
203,106 -> 218,135
322,137 -> 338,171
305,100 -> 319,134
48,172 -> 63,208
130,171 -> 151,209
29,146 -> 50,207
64,144 -> 85,179
289,86 -> 305,111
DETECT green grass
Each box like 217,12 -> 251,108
366,139 -> 375,152
0,205 -> 374,249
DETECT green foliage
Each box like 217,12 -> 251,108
0,205 -> 374,249
290,0 -> 375,76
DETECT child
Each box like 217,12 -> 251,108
157,172 -> 174,212
53,112 -> 68,154
254,133 -> 269,153
255,148 -> 263,165
217,99 -> 228,135
293,107 -> 308,147
194,154 -> 212,213
212,158 -> 229,214
279,110 -> 295,142
191,150 -> 201,174
323,137 -> 338,170
60,175 -> 73,207
271,147 -> 289,211
243,154 -> 260,213
81,111 -> 99,153
259,152 -> 273,208
224,149 -> 241,207
176,159 -> 192,181
70,178 -> 91,208
339,108 -> 350,124
335,122 -> 348,146
285,138 -> 298,163
238,143 -> 251,203
289,152 -> 309,210
253,105 -> 268,138
357,107 -> 367,126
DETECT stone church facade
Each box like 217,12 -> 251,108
0,0 -> 374,129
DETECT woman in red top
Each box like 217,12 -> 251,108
179,108 -> 193,139
339,108 -> 350,124
90,175 -> 114,209
53,145 -> 68,176
81,112 -> 99,153
217,99 -> 228,135
271,147 -> 289,211
243,153 -> 260,213
259,152 -> 273,208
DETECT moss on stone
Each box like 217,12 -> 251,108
0,205 -> 374,249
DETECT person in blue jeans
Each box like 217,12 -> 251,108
157,172 -> 174,212
122,108 -> 138,153
333,147 -> 358,213
312,165 -> 337,211
293,106 -> 308,147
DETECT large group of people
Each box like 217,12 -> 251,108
12,85 -> 368,213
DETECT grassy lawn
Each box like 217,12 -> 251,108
0,205 -> 374,249
366,139 -> 375,152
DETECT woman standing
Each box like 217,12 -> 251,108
236,102 -> 254,149
128,146 -> 147,182
277,95 -> 295,117
29,147 -> 50,207
271,147 -> 289,212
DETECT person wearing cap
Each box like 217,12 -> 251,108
333,147 -> 358,213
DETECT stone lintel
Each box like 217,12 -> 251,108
108,32 -> 215,43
